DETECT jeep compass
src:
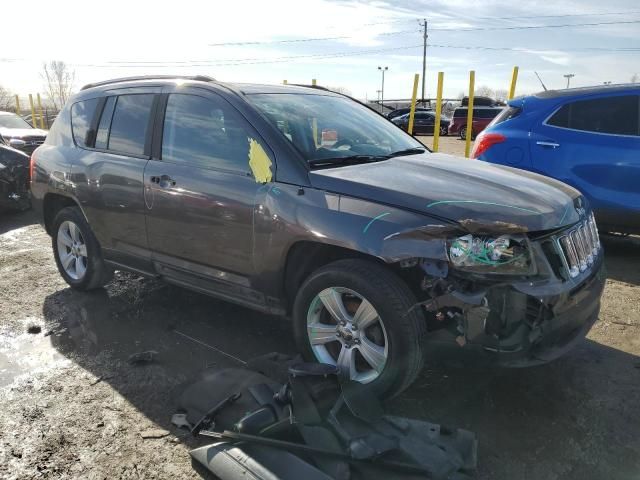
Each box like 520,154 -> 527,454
30,75 -> 605,397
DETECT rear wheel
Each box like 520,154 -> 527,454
52,206 -> 113,290
439,125 -> 448,136
293,259 -> 426,398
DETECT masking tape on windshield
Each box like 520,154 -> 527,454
248,139 -> 272,183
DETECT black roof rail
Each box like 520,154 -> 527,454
290,83 -> 332,92
81,75 -> 216,91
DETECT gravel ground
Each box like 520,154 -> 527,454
1,149 -> 639,479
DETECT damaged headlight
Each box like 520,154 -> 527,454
448,234 -> 533,274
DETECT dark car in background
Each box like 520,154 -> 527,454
391,110 -> 450,136
0,111 -> 48,154
386,107 -> 431,120
31,76 -> 604,397
448,106 -> 502,139
473,84 -> 640,234
0,137 -> 31,211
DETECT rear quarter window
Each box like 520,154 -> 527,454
71,98 -> 99,147
491,106 -> 522,126
547,95 -> 639,136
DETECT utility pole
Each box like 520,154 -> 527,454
563,73 -> 575,89
378,66 -> 388,114
376,89 -> 382,112
419,18 -> 428,106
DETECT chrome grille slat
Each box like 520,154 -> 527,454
556,212 -> 600,279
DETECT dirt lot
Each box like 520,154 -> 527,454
1,141 -> 639,479
416,135 -> 467,157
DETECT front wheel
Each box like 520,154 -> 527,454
293,259 -> 426,398
439,125 -> 448,136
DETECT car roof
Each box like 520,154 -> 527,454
79,75 -> 341,98
0,111 -> 18,116
533,83 -> 640,99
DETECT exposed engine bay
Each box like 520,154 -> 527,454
0,143 -> 31,212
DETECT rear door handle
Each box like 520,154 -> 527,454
536,141 -> 560,148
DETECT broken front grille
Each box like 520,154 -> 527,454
557,212 -> 601,278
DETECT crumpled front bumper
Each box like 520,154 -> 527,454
482,255 -> 606,367
422,252 -> 606,367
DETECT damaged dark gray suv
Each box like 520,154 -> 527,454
31,76 -> 605,397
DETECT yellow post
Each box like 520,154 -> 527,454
28,94 -> 37,129
15,95 -> 20,115
464,70 -> 475,158
407,74 -> 420,136
508,66 -> 519,100
312,118 -> 318,148
432,72 -> 445,152
312,78 -> 317,86
37,93 -> 45,129
283,80 -> 288,85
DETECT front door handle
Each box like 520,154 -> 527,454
150,175 -> 176,188
536,141 -> 560,148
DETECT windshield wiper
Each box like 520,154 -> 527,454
308,154 -> 390,167
388,147 -> 426,157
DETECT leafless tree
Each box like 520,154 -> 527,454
475,85 -> 495,98
0,84 -> 13,111
42,61 -> 75,110
631,73 -> 639,83
493,88 -> 509,102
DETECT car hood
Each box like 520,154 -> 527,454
309,153 -> 583,232
0,128 -> 48,138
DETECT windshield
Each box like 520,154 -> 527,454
247,93 -> 423,163
0,114 -> 33,129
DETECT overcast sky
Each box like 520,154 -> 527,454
1,0 -> 639,101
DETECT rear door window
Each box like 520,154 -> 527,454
547,95 -> 639,136
107,94 -> 155,156
161,93 -> 257,173
71,98 -> 99,147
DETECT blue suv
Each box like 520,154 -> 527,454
472,85 -> 640,234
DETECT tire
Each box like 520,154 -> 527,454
51,206 -> 113,290
459,126 -> 466,139
292,259 -> 426,398
439,125 -> 448,136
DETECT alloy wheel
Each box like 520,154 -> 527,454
57,220 -> 88,280
306,287 -> 388,384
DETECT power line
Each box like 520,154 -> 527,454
427,43 -> 640,52
204,18 -> 640,48
430,19 -> 640,31
72,44 -> 425,68
208,28 -> 420,47
454,10 -> 640,21
68,42 -> 640,71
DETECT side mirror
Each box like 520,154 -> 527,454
9,138 -> 26,148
